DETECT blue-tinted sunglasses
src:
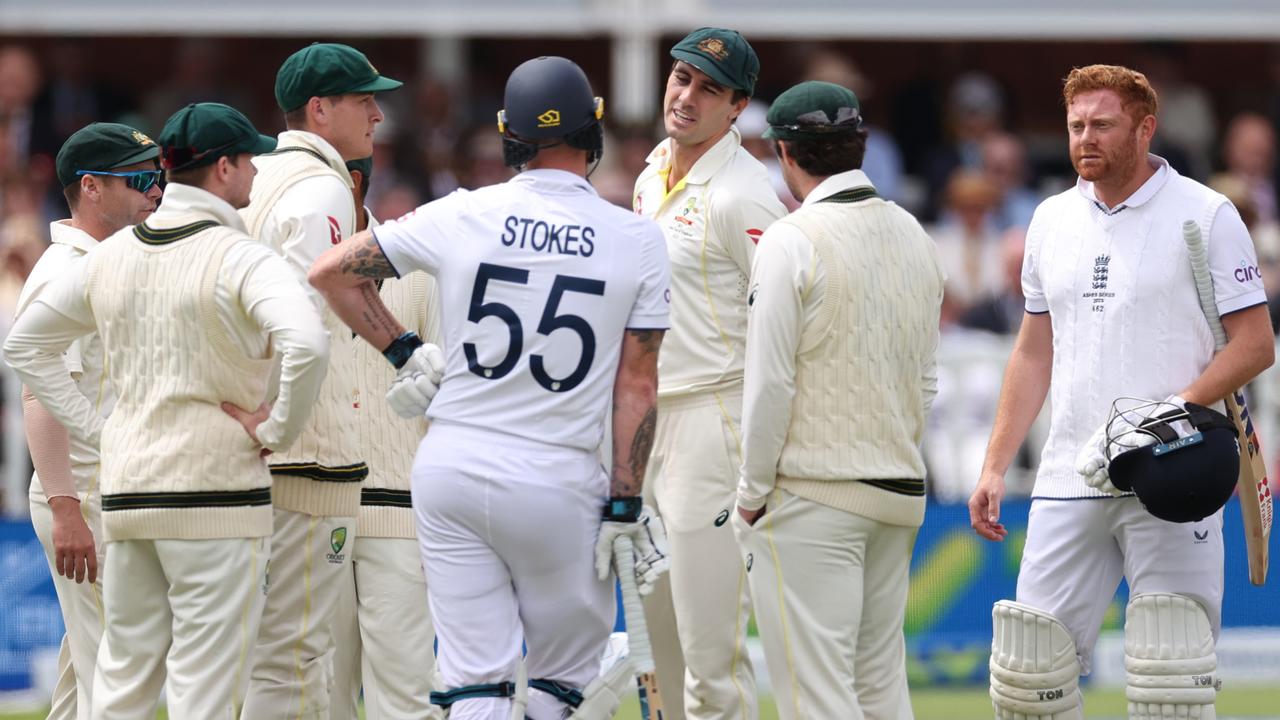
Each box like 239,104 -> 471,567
76,169 -> 164,194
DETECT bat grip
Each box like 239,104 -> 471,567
613,535 -> 655,674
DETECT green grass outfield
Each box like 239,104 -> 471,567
4,686 -> 1279,719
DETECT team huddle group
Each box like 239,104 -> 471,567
1,21 -> 1273,720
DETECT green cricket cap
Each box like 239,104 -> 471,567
55,122 -> 161,187
345,156 -> 373,179
158,102 -> 277,171
670,27 -> 759,96
762,81 -> 863,141
275,43 -> 403,112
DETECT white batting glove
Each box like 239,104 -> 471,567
595,505 -> 669,596
1076,395 -> 1184,496
385,343 -> 445,419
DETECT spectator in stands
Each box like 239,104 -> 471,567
1221,112 -> 1277,225
923,72 -> 1005,220
143,39 -> 249,136
981,132 -> 1039,231
0,46 -> 49,170
960,227 -> 1027,336
931,170 -> 1003,322
1136,44 -> 1216,180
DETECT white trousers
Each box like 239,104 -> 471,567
735,490 -> 916,720
644,390 -> 756,720
29,482 -> 104,720
90,536 -> 268,720
413,423 -> 615,720
1016,498 -> 1224,673
243,507 -> 356,720
331,536 -> 442,720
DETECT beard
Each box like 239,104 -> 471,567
1072,134 -> 1141,186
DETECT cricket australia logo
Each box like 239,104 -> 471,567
1083,254 -> 1114,313
327,527 -> 348,564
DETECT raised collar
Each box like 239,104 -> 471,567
509,168 -> 598,196
801,169 -> 876,209
147,182 -> 248,234
48,219 -> 100,254
1075,153 -> 1172,215
274,130 -> 354,189
645,125 -> 743,189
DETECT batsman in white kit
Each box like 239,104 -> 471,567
969,65 -> 1274,720
310,56 -> 672,720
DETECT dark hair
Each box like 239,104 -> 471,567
62,182 -> 81,211
283,105 -> 308,129
774,127 -> 869,176
166,154 -> 239,189
668,60 -> 751,103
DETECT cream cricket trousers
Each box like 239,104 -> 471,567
29,480 -> 104,720
90,536 -> 268,720
243,506 -> 356,720
734,489 -> 916,720
331,536 -> 442,720
645,389 -> 756,720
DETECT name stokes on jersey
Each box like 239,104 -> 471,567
501,215 -> 595,257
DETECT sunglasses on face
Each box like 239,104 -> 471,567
76,169 -> 165,194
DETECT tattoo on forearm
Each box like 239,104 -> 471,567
626,329 -> 664,355
339,234 -> 397,279
357,281 -> 403,339
628,406 -> 657,488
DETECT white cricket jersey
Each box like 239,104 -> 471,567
15,221 -> 112,490
1024,155 -> 1266,498
633,126 -> 787,398
373,169 -> 671,453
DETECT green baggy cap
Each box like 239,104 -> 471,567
158,102 -> 277,171
275,42 -> 403,112
670,27 -> 759,96
763,81 -> 863,141
55,122 -> 161,187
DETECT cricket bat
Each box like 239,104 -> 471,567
1184,219 -> 1273,585
614,535 -> 665,719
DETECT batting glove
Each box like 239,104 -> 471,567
595,505 -> 669,596
1076,395 -> 1184,496
385,343 -> 445,419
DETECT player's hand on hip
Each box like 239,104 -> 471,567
968,470 -> 1008,541
596,505 -> 669,595
737,504 -> 765,527
386,343 -> 445,419
221,401 -> 274,457
49,495 -> 97,584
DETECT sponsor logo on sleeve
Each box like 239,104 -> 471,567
1234,261 -> 1262,283
746,228 -> 763,244
327,216 -> 342,245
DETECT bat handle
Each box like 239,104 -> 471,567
613,535 -> 655,674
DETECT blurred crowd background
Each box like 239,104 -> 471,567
4,34 -> 1280,506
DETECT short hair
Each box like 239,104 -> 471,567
283,105 -> 308,130
166,154 -> 239,189
669,60 -> 752,104
1062,64 -> 1159,124
62,182 -> 81,211
775,127 -> 869,177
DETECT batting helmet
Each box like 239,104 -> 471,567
1108,402 -> 1240,523
497,56 -> 604,169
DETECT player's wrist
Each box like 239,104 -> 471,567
382,331 -> 423,369
602,496 -> 643,522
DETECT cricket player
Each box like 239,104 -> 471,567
969,65 -> 1274,719
4,102 -> 328,720
330,156 -> 444,720
734,81 -> 943,720
632,26 -> 786,720
310,55 -> 672,720
15,122 -> 162,720
239,42 -> 406,719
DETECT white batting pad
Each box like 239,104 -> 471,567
989,600 -> 1085,720
1125,593 -> 1218,720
